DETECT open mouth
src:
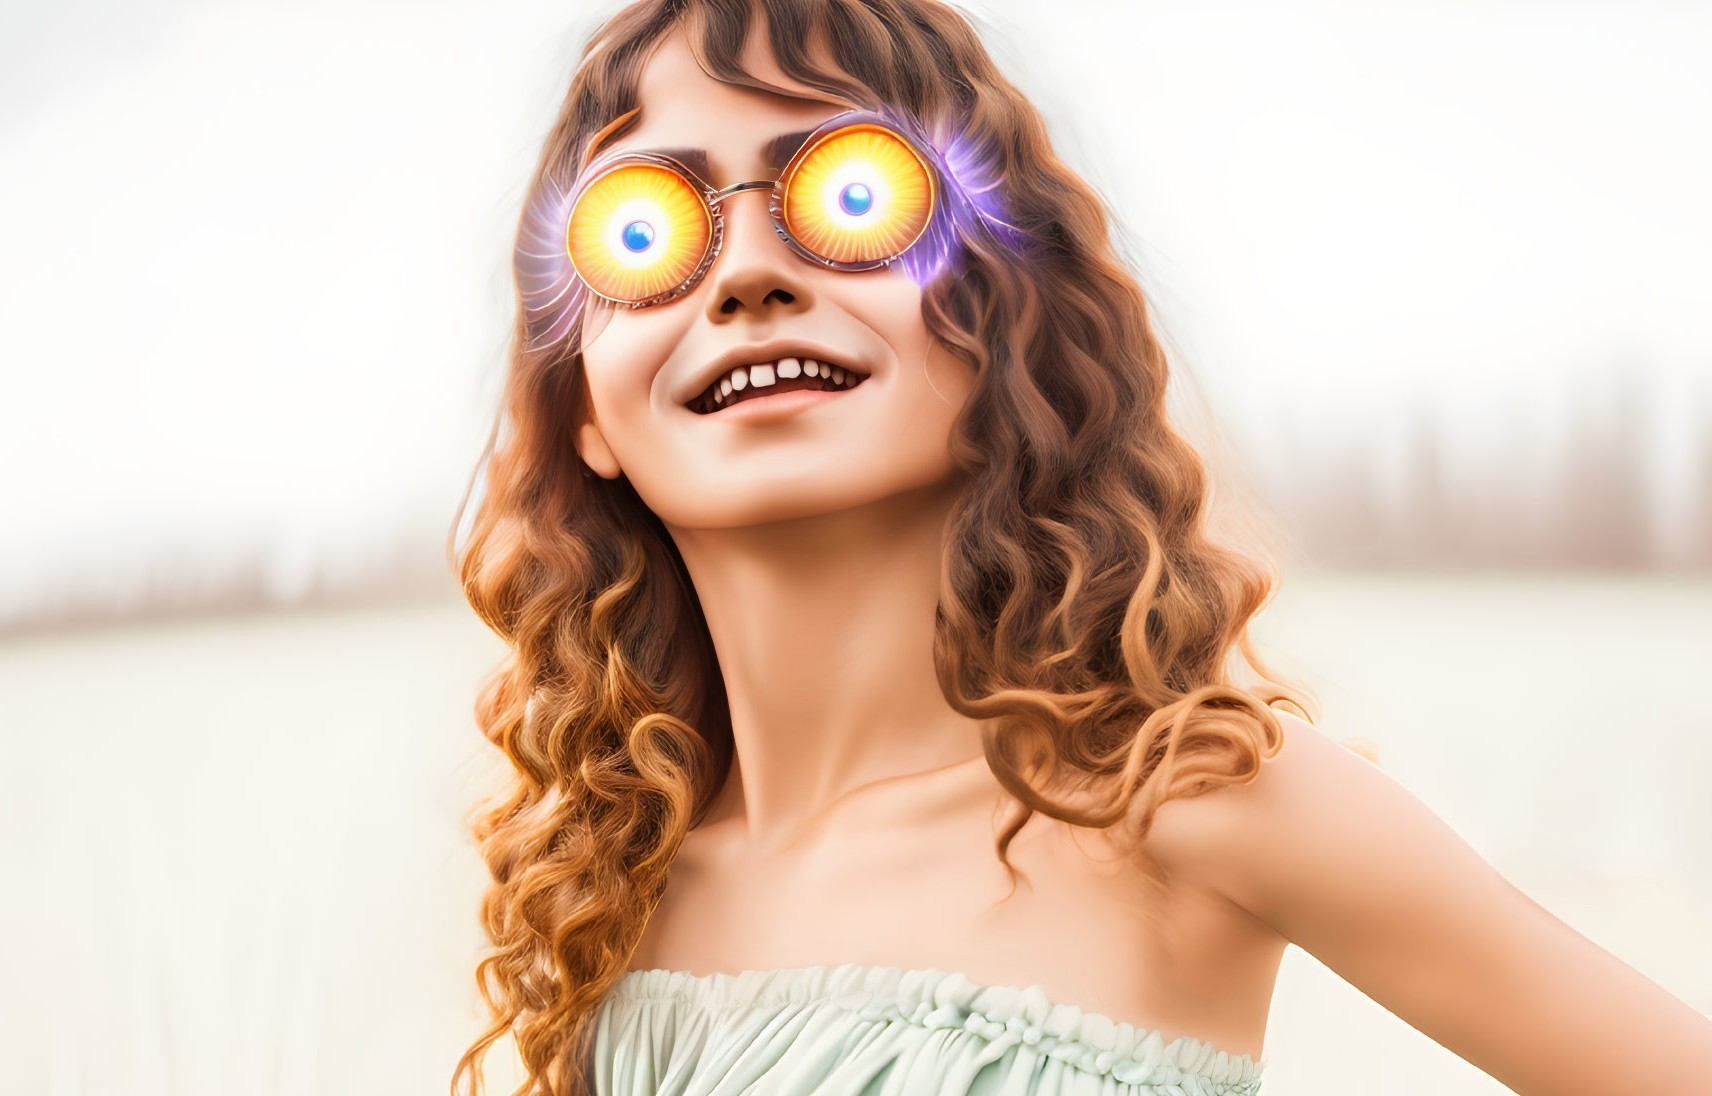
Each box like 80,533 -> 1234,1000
689,358 -> 869,415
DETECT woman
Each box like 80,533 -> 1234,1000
449,1 -> 1712,1093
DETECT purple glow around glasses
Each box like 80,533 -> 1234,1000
512,103 -> 1025,354
886,103 -> 1027,290
515,168 -> 592,354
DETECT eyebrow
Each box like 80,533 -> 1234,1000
594,128 -> 820,185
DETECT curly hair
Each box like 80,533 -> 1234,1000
447,1 -> 1321,1093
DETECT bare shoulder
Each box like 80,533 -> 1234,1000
1142,706 -> 1390,926
1136,710 -> 1712,1094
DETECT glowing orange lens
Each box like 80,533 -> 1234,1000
565,120 -> 937,305
782,123 -> 935,265
565,162 -> 712,304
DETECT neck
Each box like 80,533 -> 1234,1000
664,475 -> 989,858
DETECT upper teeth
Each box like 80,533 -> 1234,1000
707,357 -> 860,406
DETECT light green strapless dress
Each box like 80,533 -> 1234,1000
589,962 -> 1265,1095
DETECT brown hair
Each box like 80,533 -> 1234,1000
448,1 -> 1320,1093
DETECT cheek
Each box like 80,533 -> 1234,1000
846,271 -> 976,406
843,267 -> 933,355
578,308 -> 686,410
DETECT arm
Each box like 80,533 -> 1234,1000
1147,709 -> 1712,1095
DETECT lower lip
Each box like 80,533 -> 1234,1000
692,380 -> 864,423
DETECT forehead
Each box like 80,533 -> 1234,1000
589,26 -> 862,183
643,22 -> 844,108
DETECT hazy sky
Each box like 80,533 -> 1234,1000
3,0 -> 1708,631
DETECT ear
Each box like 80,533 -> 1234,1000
572,396 -> 623,480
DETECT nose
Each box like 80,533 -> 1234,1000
702,186 -> 814,319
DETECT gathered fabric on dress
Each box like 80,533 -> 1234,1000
588,962 -> 1265,1095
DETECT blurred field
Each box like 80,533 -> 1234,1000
5,4 -> 1710,1092
2,571 -> 1706,1095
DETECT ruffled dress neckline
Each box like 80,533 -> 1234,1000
604,961 -> 1265,1092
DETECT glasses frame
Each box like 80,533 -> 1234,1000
566,108 -> 942,309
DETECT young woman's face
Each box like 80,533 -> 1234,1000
571,27 -> 977,530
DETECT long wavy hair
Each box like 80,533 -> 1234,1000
448,1 -> 1322,1093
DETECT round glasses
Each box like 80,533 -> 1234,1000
564,109 -> 942,308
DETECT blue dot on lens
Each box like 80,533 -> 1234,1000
838,183 -> 872,216
622,221 -> 654,252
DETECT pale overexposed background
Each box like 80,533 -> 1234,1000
1,1 -> 1707,1093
